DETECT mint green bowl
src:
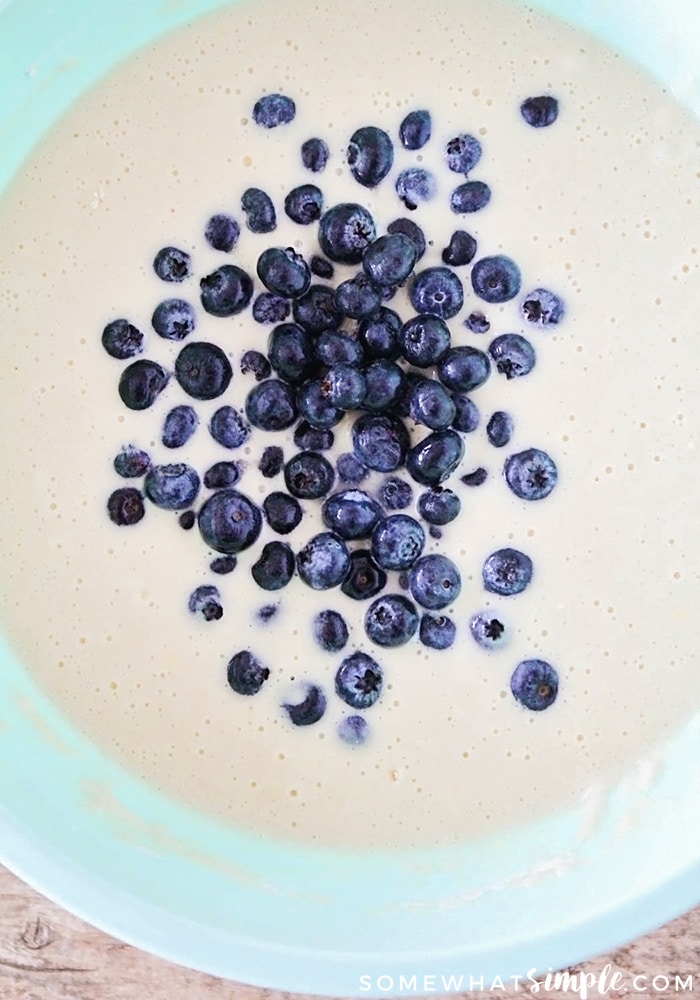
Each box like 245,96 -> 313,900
1,1 -> 699,995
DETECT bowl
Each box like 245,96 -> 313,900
1,0 -> 700,995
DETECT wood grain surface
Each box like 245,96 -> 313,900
0,864 -> 698,1000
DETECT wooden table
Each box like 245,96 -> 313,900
0,863 -> 698,1000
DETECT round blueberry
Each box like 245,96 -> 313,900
352,412 -> 409,472
347,125 -> 394,188
405,429 -> 465,487
203,460 -> 241,489
395,167 -> 436,210
334,273 -> 382,321
410,267 -> 464,320
417,487 -> 461,525
251,541 -> 295,591
118,359 -> 169,410
445,133 -> 482,174
419,614 -> 456,650
174,341 -> 232,400
153,246 -> 191,283
520,95 -> 559,128
205,213 -> 240,252
482,548 -> 533,596
318,203 -> 376,264
267,323 -> 315,384
294,419 -> 334,452
379,476 -> 413,510
399,109 -> 431,150
321,363 -> 367,410
284,183 -> 323,224
179,511 -> 195,528
437,345 -> 490,392
162,404 -> 198,448
107,487 -> 144,526
188,585 -> 223,622
292,284 -> 342,335
227,650 -> 269,695
241,187 -> 276,233
363,233 -> 417,289
450,181 -> 491,214
408,553 -> 461,610
364,593 -> 418,647
259,445 -> 284,479
335,651 -> 383,709
198,489 -> 263,554
465,311 -> 490,334
341,549 -> 387,601
469,610 -> 507,650
257,246 -> 310,299
504,448 -> 558,501
151,298 -> 196,341
361,359 -> 406,412
313,609 -> 348,652
409,378 -> 456,430
314,329 -> 364,367
296,532 -> 351,590
262,491 -> 303,535
358,307 -> 402,360
471,255 -> 522,304
338,715 -> 370,746
113,445 -> 151,478
284,451 -> 335,500
522,288 -> 565,326
240,349 -> 272,380
451,393 -> 480,433
486,410 -> 514,448
211,555 -> 238,575
322,489 -> 383,540
252,92 -> 296,128
296,379 -> 344,430
245,379 -> 298,431
200,264 -> 253,317
370,514 -> 425,571
489,333 -> 536,379
209,406 -> 250,449
102,318 -> 144,359
511,659 -> 559,711
252,291 -> 289,325
336,452 -> 368,484
400,314 -> 451,368
301,137 -> 329,172
387,218 -> 426,261
442,230 -> 477,267
144,463 -> 200,511
283,684 -> 327,726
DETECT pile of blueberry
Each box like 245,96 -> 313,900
104,91 -> 564,742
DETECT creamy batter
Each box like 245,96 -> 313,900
0,0 -> 699,850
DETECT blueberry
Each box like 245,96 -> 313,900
445,134 -> 482,174
520,95 -> 559,129
310,255 -> 334,279
314,329 -> 364,367
469,610 -> 507,650
410,267 -> 464,320
370,514 -> 425,571
294,419 -> 334,452
267,322 -> 315,383
451,394 -> 480,433
198,489 -> 263,554
363,233 -> 418,291
284,184 -> 323,225
341,549 -> 387,601
296,532 -> 351,590
504,448 -> 558,500
318,203 -> 376,264
252,292 -> 290,325
200,264 -> 253,317
151,298 -> 196,340
322,489 -> 383,540
335,273 -> 382,320
379,476 -> 412,510
460,467 -> 488,487
521,288 -> 565,326
486,410 -> 514,448
241,187 -> 276,233
107,487 -> 145,526
361,359 -> 406,412
400,314 -> 451,368
335,651 -> 383,709
257,246 -> 310,299
358,307 -> 402,359
408,553 -> 461,610
336,452 -> 368,484
436,345 -> 490,392
227,650 -> 269,695
442,230 -> 477,267
419,614 -> 456,650
144,463 -> 200,511
153,246 -> 191,283
409,379 -> 456,430
118,359 -> 169,410
203,460 -> 241,489
252,92 -> 296,128
209,406 -> 250,449
347,126 -> 394,188
489,333 -> 536,379
387,218 -> 426,261
178,510 -> 195,530
113,445 -> 151,478
395,167 -> 436,210
338,715 -> 370,746
292,284 -> 342,334
162,404 -> 198,448
262,491 -> 303,535
251,541 -> 295,591
321,363 -> 367,409
188,584 -> 223,622
211,555 -> 238,575
465,310 -> 490,334
399,109 -> 431,150
482,547 -> 533,596
284,451 -> 335,500
240,349 -> 272,380
283,684 -> 327,726
205,213 -> 240,252
364,593 -> 418,647
450,181 -> 492,214
471,255 -> 522,304
245,379 -> 298,430
174,341 -> 232,400
417,486 -> 461,525
352,412 -> 409,472
296,379 -> 343,430
102,318 -> 144,359
301,137 -> 329,172
406,429 -> 465,486
259,445 -> 284,478
313,609 -> 348,652
510,659 -> 559,711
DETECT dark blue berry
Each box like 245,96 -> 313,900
504,448 -> 558,500
292,284 -> 342,334
284,450 -> 335,499
460,467 -> 488,487
188,585 -> 223,621
322,489 -> 383,540
251,541 -> 295,591
267,323 -> 315,383
203,460 -> 241,489
347,126 -> 394,188
257,247 -> 310,299
387,218 -> 426,261
469,611 -> 507,650
400,314 -> 451,367
284,184 -> 323,224
310,255 -> 334,279
162,405 -> 198,448
144,463 -> 200,510
334,273 -> 382,320
486,411 -> 514,448
314,329 -> 364,367
174,341 -> 232,400
118,359 -> 169,410
336,452 -> 368,484
442,230 -> 477,266
419,614 -> 456,650
259,445 -> 284,478
451,394 -> 480,433
198,489 -> 263,554
200,264 -> 253,317
252,292 -> 290,325
364,593 -> 418,647
177,509 -> 196,529
296,532 -> 351,590
321,363 -> 367,409
240,349 -> 271,380
361,359 -> 406,412
410,267 -> 464,320
437,345 -> 490,392
379,476 -> 412,510
209,406 -> 250,449
338,715 -> 369,746
482,547 -> 533,596
358,307 -> 402,359
245,379 -> 298,430
102,318 -> 144,359
489,333 -> 536,379
318,203 -> 376,264
301,137 -> 329,172
107,487 -> 144,526
205,213 -> 239,252
522,288 -> 565,326
152,298 -> 196,340
408,553 -> 461,610
241,187 -> 276,233
450,181 -> 491,214
296,379 -> 343,430
417,487 -> 461,525
406,429 -> 465,486
335,651 -> 383,709
409,378 -> 456,430
227,650 -> 269,695
395,168 -> 436,210
252,92 -> 295,128
370,514 -> 425,571
511,659 -> 559,711
399,109 -> 431,150
465,310 -> 490,334
283,684 -> 326,726
471,255 -> 521,304
341,549 -> 387,601
113,445 -> 151,478
352,412 -> 409,472
445,134 -> 482,173
153,246 -> 191,282
520,95 -> 559,129
313,609 -> 348,652
293,419 -> 334,452
262,491 -> 303,535
210,554 -> 238,575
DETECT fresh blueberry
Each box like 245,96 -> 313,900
153,246 -> 191,283
406,429 -> 465,486
408,553 -> 461,610
174,341 -> 232,400
314,329 -> 364,367
437,345 -> 490,392
322,489 -> 383,540
227,650 -> 269,695
284,450 -> 335,499
296,379 -> 343,430
321,363 -> 367,409
251,541 -> 295,591
245,379 -> 298,430
284,184 -> 323,225
504,448 -> 558,500
338,715 -> 370,746
521,288 -> 565,326
386,218 -> 426,261
335,651 -> 383,709
241,187 -> 276,233
152,298 -> 196,340
361,359 -> 406,412
294,419 -> 334,452
313,609 -> 348,652
482,547 -> 533,596
410,267 -> 464,320
363,233 -> 418,289
107,487 -> 145,526
198,489 -> 263,553
296,532 -> 351,590
469,610 -> 507,650
370,513 -> 425,571
252,292 -> 290,325
347,126 -> 394,188
510,659 -> 559,711
205,213 -> 240,252
451,393 -> 480,433
179,509 -> 196,529
162,405 -> 198,448
210,555 -> 238,575
203,460 -> 241,489
352,412 -> 409,472
257,247 -> 310,299
471,255 -> 521,304
252,92 -> 295,128
364,593 -> 418,647
395,168 -> 436,210
409,378 -> 456,430
465,311 -> 490,334
336,452 -> 368,484
209,406 -> 250,449
486,410 -> 514,448
200,264 -> 253,317
445,133 -> 482,173
489,333 -> 536,379
113,445 -> 151,478
102,318 -> 144,359
417,486 -> 461,525
292,284 -> 342,334
262,491 -> 303,535
267,322 -> 315,383
240,349 -> 271,381
520,95 -> 559,128
450,181 -> 491,214
310,255 -> 334,279
358,307 -> 402,359
188,584 -> 223,622
318,203 -> 376,264
419,614 -> 456,650
379,476 -> 412,510
400,314 -> 451,368
341,549 -> 387,601
144,463 -> 200,510
442,230 -> 477,267
283,683 -> 327,726
259,445 -> 284,478
399,109 -> 431,150
460,467 -> 488,487
334,273 -> 382,320
118,359 -> 169,410
301,137 -> 329,172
